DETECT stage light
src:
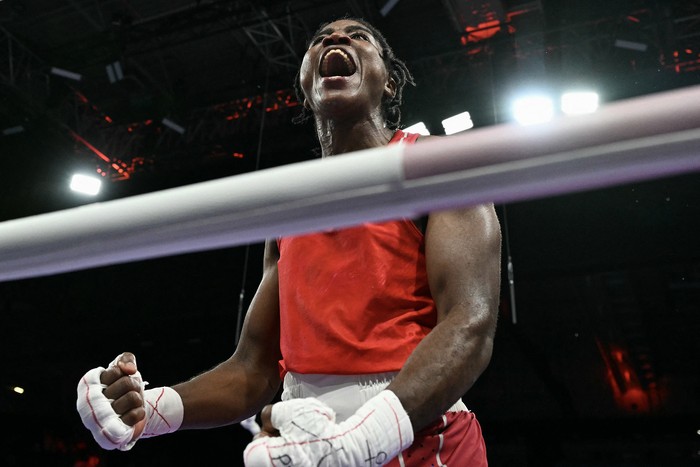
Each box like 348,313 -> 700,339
50,67 -> 82,81
561,91 -> 600,115
70,174 -> 102,196
404,121 -> 430,136
441,111 -> 474,135
512,94 -> 555,125
162,118 -> 185,135
615,39 -> 647,52
106,61 -> 124,84
2,125 -> 24,136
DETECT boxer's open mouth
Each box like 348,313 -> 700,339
320,48 -> 357,77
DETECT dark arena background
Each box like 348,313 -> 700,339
1,1 -> 699,466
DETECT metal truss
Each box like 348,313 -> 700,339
0,1 -> 312,178
67,88 -> 301,179
119,0 -> 331,58
414,2 -> 696,89
670,9 -> 700,72
0,26 -> 50,120
242,7 -> 306,70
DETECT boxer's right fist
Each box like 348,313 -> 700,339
76,353 -> 146,451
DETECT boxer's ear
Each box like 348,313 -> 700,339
384,77 -> 397,100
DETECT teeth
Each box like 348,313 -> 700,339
328,49 -> 350,61
321,49 -> 354,77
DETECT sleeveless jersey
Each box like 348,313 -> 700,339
277,130 -> 434,375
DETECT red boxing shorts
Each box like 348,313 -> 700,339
389,411 -> 488,467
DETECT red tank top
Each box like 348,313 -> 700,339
277,130 -> 434,375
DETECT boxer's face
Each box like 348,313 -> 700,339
298,19 -> 395,121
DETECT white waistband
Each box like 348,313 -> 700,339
282,371 -> 468,423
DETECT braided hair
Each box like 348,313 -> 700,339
292,17 -> 415,130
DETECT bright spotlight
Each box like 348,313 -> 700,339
441,111 -> 474,135
403,122 -> 431,136
70,174 -> 102,196
512,95 -> 555,125
561,91 -> 600,115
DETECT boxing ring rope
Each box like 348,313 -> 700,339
1,85 -> 700,282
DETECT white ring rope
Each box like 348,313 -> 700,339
1,85 -> 699,282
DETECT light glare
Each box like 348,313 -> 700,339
403,122 -> 431,136
13,386 -> 25,395
512,95 -> 555,125
441,111 -> 474,135
561,91 -> 599,115
70,174 -> 102,196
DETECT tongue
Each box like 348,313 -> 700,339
322,53 -> 356,77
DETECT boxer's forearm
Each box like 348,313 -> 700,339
386,305 -> 495,431
173,357 -> 280,429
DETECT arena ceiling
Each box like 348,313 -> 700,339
0,1 -> 699,464
1,0 -> 698,213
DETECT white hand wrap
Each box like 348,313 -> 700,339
241,415 -> 262,435
76,355 -> 184,451
243,390 -> 413,466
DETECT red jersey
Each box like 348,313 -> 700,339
277,130 -> 436,375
